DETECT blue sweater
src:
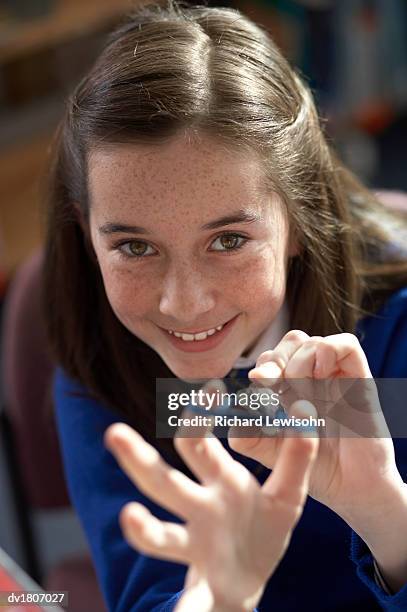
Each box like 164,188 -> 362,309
54,288 -> 407,611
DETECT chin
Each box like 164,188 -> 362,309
165,359 -> 234,382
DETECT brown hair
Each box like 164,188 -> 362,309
43,0 -> 407,454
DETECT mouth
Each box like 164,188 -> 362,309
158,314 -> 240,353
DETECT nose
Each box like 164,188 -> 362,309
158,263 -> 216,324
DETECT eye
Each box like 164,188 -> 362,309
113,233 -> 249,260
116,240 -> 156,258
210,233 -> 248,252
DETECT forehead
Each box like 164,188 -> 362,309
87,134 -> 272,221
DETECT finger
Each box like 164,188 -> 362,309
262,401 -> 319,511
279,337 -> 328,404
175,433 -> 240,486
104,423 -> 207,519
175,379 -> 221,440
318,333 -> 372,378
278,336 -> 323,379
120,502 -> 190,564
312,341 -> 340,379
175,380 -> 238,484
280,334 -> 371,380
249,330 -> 310,385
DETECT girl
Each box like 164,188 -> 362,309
44,1 -> 407,610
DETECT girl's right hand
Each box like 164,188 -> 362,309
104,401 -> 319,612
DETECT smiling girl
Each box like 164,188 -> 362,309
44,1 -> 407,610
86,137 -> 292,381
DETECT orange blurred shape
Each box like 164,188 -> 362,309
353,101 -> 394,135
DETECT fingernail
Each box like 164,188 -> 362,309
250,363 -> 282,380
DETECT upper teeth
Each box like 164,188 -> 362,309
167,324 -> 224,341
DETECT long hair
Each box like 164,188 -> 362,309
43,1 -> 407,453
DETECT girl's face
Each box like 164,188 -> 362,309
88,133 -> 296,379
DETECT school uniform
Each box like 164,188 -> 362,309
54,287 -> 407,611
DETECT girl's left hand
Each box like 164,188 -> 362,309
229,330 -> 405,531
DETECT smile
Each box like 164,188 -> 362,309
158,315 -> 239,353
166,324 -> 225,342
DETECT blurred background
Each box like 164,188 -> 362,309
0,1 -> 406,610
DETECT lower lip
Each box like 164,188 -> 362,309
160,315 -> 239,353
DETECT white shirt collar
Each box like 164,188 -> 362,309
232,302 -> 290,369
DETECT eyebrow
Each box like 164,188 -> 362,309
98,209 -> 262,235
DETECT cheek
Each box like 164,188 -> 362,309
98,261 -> 154,320
237,248 -> 286,305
